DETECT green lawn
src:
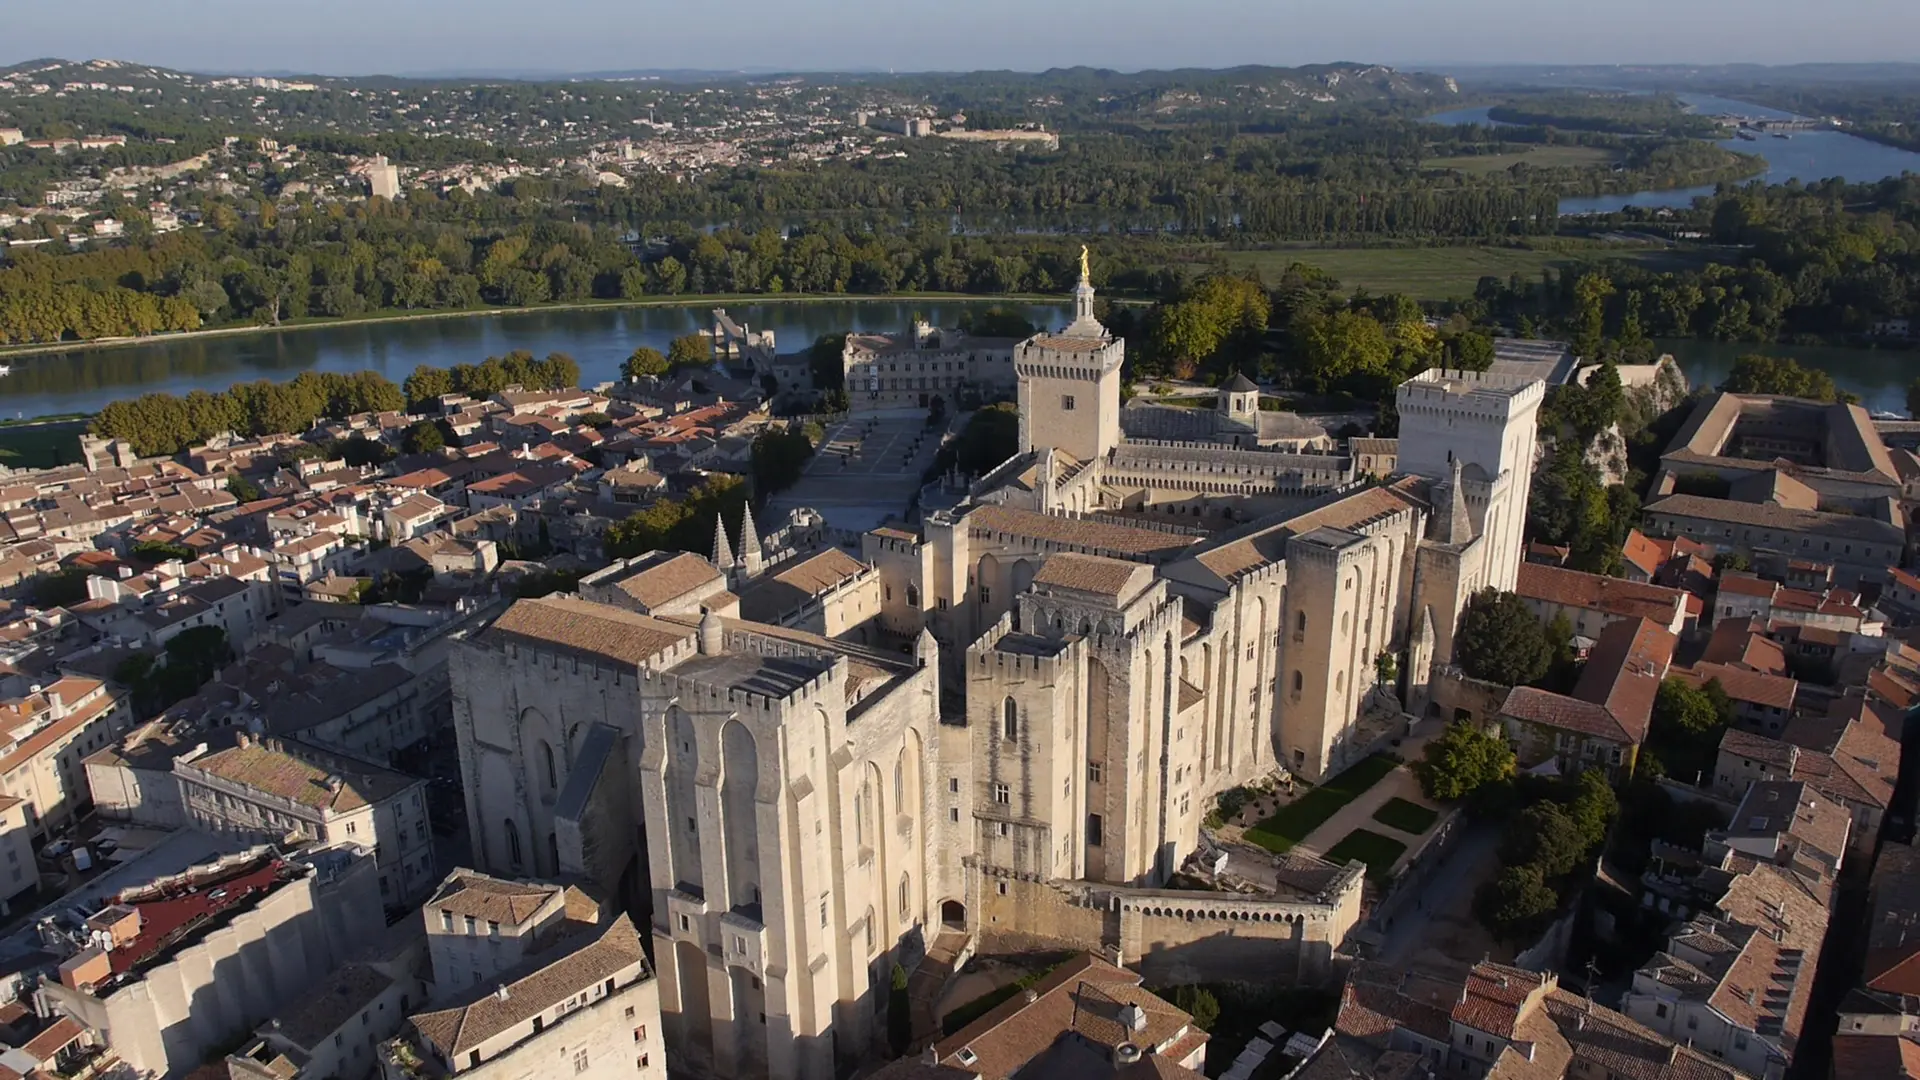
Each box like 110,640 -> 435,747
1323,828 -> 1410,883
1223,246 -> 1700,303
1372,797 -> 1440,835
1423,145 -> 1621,174
1243,754 -> 1399,854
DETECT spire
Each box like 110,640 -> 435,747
710,513 -> 735,571
1066,246 -> 1102,335
737,504 -> 764,577
1430,456 -> 1474,545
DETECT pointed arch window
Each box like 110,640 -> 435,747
541,741 -> 558,792
1002,698 -> 1019,741
504,820 -> 522,868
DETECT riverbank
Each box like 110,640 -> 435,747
0,291 -> 1092,361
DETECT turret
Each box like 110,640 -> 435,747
737,504 -> 764,579
711,514 -> 735,572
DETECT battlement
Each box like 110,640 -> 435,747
650,645 -> 849,719
1397,367 -> 1545,419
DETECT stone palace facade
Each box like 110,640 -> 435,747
448,266 -> 1544,1080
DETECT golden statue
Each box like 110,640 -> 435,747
1079,244 -> 1090,282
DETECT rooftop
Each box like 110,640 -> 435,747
409,913 -> 647,1058
483,596 -> 693,668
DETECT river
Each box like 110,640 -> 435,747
1425,93 -> 1920,215
1658,339 -> 1916,416
0,300 -> 1071,419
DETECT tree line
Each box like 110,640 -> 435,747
90,351 -> 580,457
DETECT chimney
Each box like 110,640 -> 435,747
493,985 -> 510,1002
698,610 -> 724,656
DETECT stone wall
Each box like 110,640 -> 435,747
972,872 -> 1358,987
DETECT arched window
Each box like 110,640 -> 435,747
541,741 -> 557,791
504,820 -> 522,868
1002,698 -> 1018,741
898,874 -> 910,918
906,585 -> 920,607
1335,672 -> 1346,693
1292,671 -> 1303,693
893,759 -> 905,812
1295,611 -> 1306,633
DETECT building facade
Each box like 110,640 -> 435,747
448,268 -> 1549,1079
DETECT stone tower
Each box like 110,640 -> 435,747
1015,263 -> 1125,463
1219,371 -> 1260,430
1394,368 -> 1544,594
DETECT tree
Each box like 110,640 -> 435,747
1474,864 -> 1560,942
751,426 -> 816,496
958,307 -> 1038,339
887,962 -> 910,1056
1648,677 -> 1732,782
806,333 -> 848,392
1720,354 -> 1844,402
403,420 -> 445,455
1166,986 -> 1221,1032
1564,770 -> 1618,851
1415,720 -> 1516,802
1455,588 -> 1552,687
131,540 -> 194,564
951,402 -> 1020,474
404,364 -> 454,409
623,346 -> 669,381
226,474 -> 262,503
1500,804 -> 1588,878
668,333 -> 711,369
1294,308 -> 1394,395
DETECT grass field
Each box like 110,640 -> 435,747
1423,146 -> 1621,174
1372,797 -> 1440,835
1224,245 -> 1698,302
0,419 -> 88,470
1323,828 -> 1410,883
1243,754 -> 1399,855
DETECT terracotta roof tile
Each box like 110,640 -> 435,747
410,914 -> 646,1057
1032,553 -> 1151,599
1516,564 -> 1687,625
484,596 -> 693,668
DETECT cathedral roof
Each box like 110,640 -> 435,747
967,505 -> 1199,561
484,596 -> 693,667
1032,553 -> 1152,601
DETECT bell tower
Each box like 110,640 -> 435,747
1015,251 -> 1124,463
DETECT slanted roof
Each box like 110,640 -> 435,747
1032,553 -> 1152,602
409,914 -> 646,1057
429,872 -> 559,927
737,548 -> 869,623
484,596 -> 692,668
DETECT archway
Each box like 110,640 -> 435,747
940,899 -> 967,930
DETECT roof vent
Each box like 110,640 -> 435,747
1114,1043 -> 1143,1066
493,985 -> 510,1002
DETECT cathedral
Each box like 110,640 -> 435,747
447,263 -> 1545,1080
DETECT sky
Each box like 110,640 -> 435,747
7,0 -> 1919,76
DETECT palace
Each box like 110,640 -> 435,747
448,264 -> 1546,1079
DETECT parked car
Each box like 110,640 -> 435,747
40,839 -> 72,860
